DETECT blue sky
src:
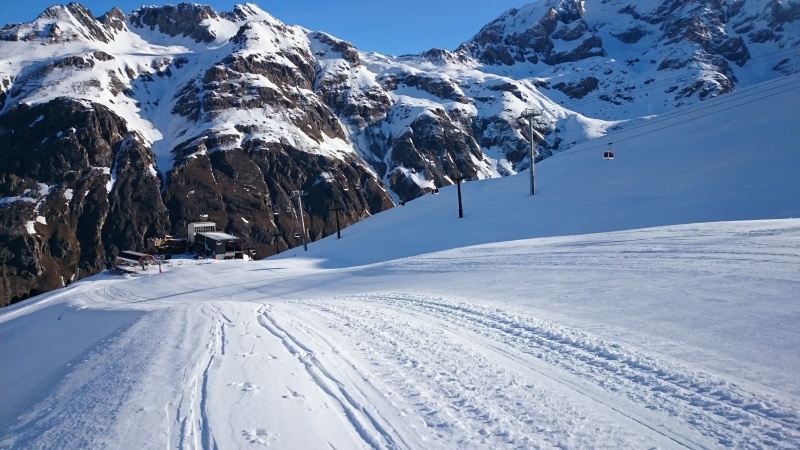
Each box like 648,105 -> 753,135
2,1 -> 531,55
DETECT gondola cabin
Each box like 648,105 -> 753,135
604,143 -> 614,160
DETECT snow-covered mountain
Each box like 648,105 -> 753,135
1,0 -> 798,306
0,68 -> 798,449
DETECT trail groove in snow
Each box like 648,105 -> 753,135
264,299 -> 657,448
257,306 -> 401,450
265,294 -> 800,449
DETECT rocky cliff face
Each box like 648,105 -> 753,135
0,99 -> 168,304
457,0 -> 799,113
459,0 -> 604,67
0,0 -> 796,306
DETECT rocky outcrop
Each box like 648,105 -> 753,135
100,7 -> 127,32
387,111 -> 484,201
399,73 -> 469,103
103,134 -> 171,257
771,0 -> 800,25
458,0 -> 604,67
128,3 -> 220,43
0,98 -> 169,306
552,77 -> 599,99
154,17 -> 396,263
161,136 -> 393,259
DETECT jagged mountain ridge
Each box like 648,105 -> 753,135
0,0 -> 797,306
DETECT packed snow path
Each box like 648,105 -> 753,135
1,220 -> 799,449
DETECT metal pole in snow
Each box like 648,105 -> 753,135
298,196 -> 307,251
530,117 -> 535,196
329,203 -> 344,239
520,108 -> 540,196
335,208 -> 341,239
271,230 -> 280,255
291,190 -> 308,251
456,177 -> 464,219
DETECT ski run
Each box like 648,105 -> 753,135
1,220 -> 799,449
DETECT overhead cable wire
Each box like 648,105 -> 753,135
546,74 -> 800,158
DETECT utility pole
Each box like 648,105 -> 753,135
331,204 -> 343,239
520,108 -> 540,196
456,176 -> 464,219
270,230 -> 280,255
290,190 -> 308,251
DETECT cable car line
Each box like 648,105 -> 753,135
554,75 -> 800,156
546,75 -> 800,159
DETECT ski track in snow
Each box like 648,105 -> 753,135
259,294 -> 800,449
4,288 -> 799,449
257,306 -> 403,449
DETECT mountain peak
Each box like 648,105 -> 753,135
99,7 -> 126,32
0,2 -> 114,43
225,3 -> 279,24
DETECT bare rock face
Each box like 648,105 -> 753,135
161,136 -> 393,259
158,18 -> 396,262
771,0 -> 800,25
459,0 -> 604,67
552,77 -> 599,99
103,134 -> 171,257
311,32 -> 361,66
0,99 -> 169,306
128,3 -> 220,43
239,141 -> 393,245
100,7 -> 127,32
386,112 -> 483,201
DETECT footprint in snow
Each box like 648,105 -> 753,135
242,428 -> 277,446
227,381 -> 261,394
282,388 -> 305,401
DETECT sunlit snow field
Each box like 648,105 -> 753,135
1,75 -> 799,448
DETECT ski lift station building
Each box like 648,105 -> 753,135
188,222 -> 244,259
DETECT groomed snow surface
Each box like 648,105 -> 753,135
1,76 -> 799,449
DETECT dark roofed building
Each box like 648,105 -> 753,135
195,231 -> 244,260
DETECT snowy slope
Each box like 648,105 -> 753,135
1,68 -> 799,449
276,73 -> 800,267
2,220 -> 798,449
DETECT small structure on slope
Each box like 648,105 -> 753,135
188,221 -> 244,260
